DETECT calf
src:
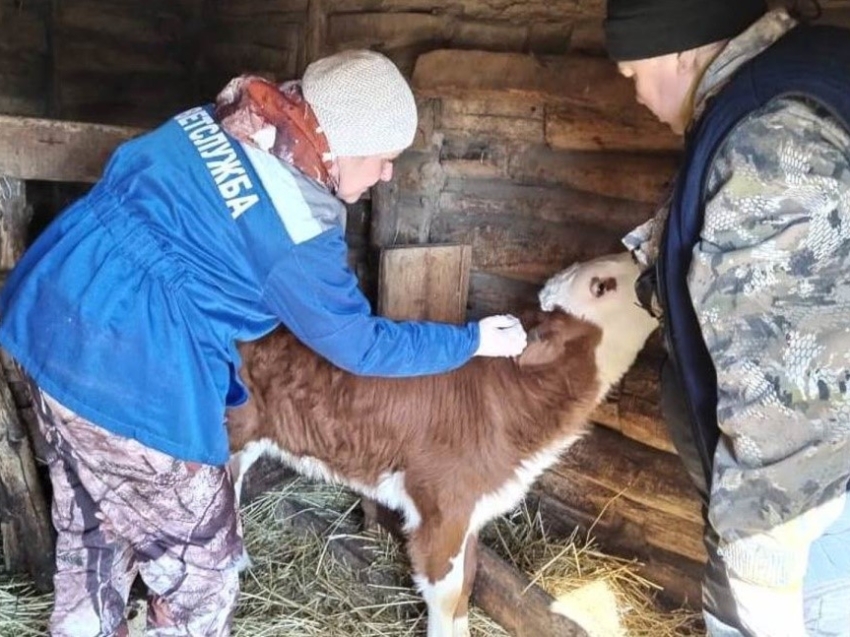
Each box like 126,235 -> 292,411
227,251 -> 658,637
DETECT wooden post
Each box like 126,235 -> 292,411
378,244 -> 472,323
474,545 -> 588,637
305,0 -> 326,66
0,176 -> 54,591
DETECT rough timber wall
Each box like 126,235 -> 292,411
3,0 -> 850,609
200,0 -> 307,100
0,0 -> 50,117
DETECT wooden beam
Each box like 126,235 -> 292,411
378,244 -> 472,323
412,49 -> 632,108
304,0 -> 326,68
530,491 -> 704,609
474,544 -> 588,637
0,115 -> 142,183
0,176 -> 54,591
550,424 -> 702,527
324,0 -> 601,22
0,177 -> 34,269
0,362 -> 54,592
545,103 -> 681,152
439,141 -> 678,205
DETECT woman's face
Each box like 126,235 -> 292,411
618,53 -> 695,136
335,153 -> 398,204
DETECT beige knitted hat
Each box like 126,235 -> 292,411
302,50 -> 418,157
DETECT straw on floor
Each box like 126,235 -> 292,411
0,476 -> 703,636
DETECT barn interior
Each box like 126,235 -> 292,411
1,0 -> 848,635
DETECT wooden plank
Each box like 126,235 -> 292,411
0,7 -> 49,116
378,244 -> 472,324
474,544 -> 588,637
535,466 -> 705,564
467,271 -> 540,320
0,177 -> 34,270
439,139 -> 678,204
547,424 -> 702,526
568,17 -> 605,54
545,103 -> 681,152
429,213 -> 625,284
305,0 -> 327,66
439,99 -> 545,144
0,115 -> 142,183
528,22 -> 573,56
326,0 -> 600,22
0,177 -> 53,591
206,0 -> 309,18
438,178 -> 656,230
531,492 -> 703,609
0,363 -> 54,592
504,148 -> 677,205
371,149 -> 441,247
327,11 -> 447,50
412,50 -> 634,108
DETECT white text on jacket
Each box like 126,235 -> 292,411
175,107 -> 259,220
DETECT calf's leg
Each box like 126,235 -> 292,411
407,517 -> 472,637
451,533 -> 479,637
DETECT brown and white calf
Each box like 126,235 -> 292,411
226,252 -> 658,637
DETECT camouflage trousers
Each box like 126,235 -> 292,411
32,388 -> 244,637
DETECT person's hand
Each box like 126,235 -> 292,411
474,315 -> 527,357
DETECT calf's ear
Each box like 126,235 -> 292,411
517,338 -> 560,368
517,314 -> 599,369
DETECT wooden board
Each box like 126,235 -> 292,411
545,103 -> 681,152
547,424 -> 703,527
412,49 -> 634,108
439,141 -> 678,205
324,0 -> 602,22
378,244 -> 472,323
0,362 -> 54,592
0,177 -> 34,271
0,115 -> 142,183
474,544 -> 588,637
531,491 -> 704,608
0,7 -> 49,117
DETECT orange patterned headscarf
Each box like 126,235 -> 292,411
214,76 -> 336,190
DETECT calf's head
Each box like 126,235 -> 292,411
538,251 -> 658,392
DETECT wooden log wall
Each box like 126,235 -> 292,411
2,0 -> 850,611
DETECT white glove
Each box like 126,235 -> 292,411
474,314 -> 528,357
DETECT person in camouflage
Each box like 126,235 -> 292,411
606,1 -> 850,635
0,50 -> 528,636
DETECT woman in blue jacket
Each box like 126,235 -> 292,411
0,50 -> 527,636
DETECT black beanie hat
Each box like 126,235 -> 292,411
605,0 -> 768,61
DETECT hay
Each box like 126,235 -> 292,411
0,579 -> 52,636
232,478 -> 509,637
0,476 -> 703,636
480,504 -> 704,636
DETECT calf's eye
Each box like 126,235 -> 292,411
590,276 -> 617,298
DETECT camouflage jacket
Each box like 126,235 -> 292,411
624,9 -> 850,630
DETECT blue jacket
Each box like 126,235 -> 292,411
0,105 -> 480,465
